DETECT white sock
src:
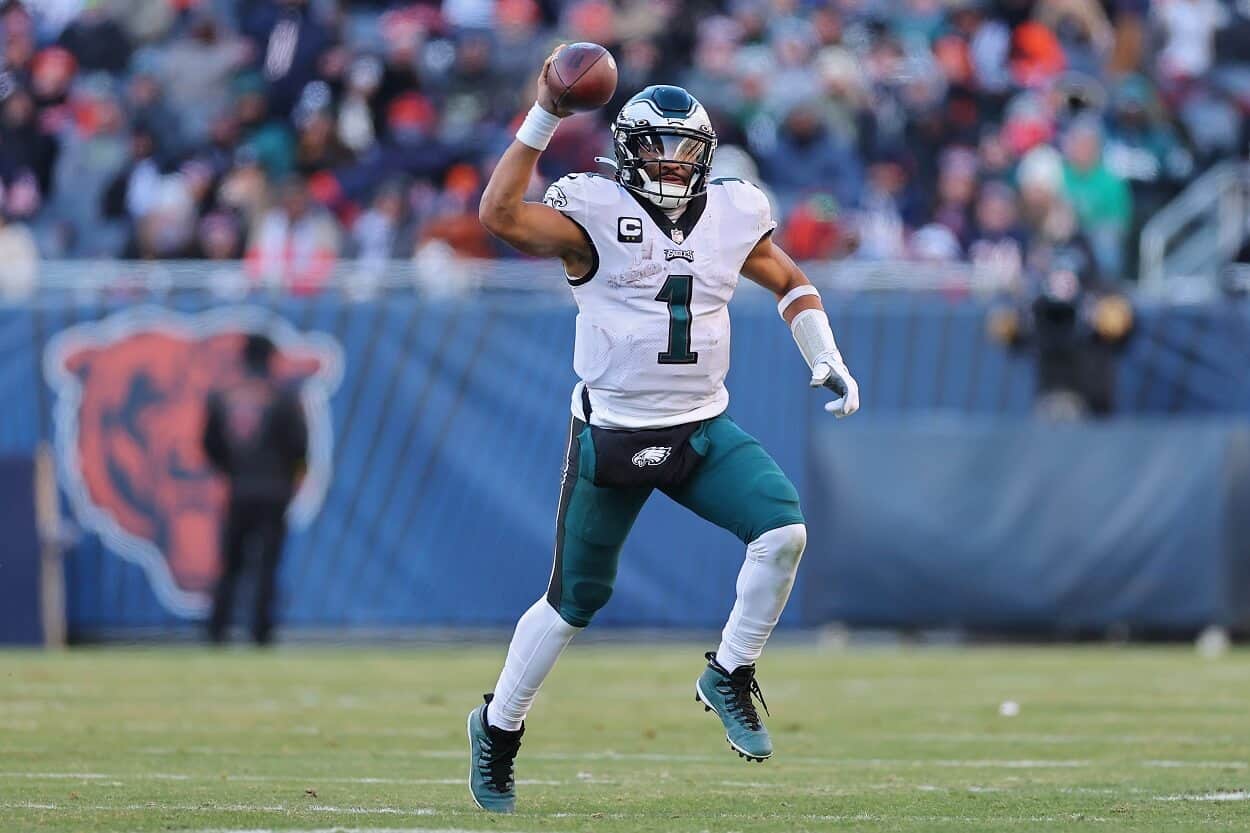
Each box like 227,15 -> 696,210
488,599 -> 581,731
715,524 -> 807,673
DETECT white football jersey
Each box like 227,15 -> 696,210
543,173 -> 776,429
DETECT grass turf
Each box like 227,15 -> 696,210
0,645 -> 1247,832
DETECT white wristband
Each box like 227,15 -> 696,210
777,284 -> 820,319
790,308 -> 842,370
516,103 -> 562,151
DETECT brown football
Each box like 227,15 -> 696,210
548,43 -> 618,112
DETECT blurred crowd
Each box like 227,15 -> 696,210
1,0 -> 1249,296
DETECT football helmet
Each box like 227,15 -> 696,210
610,85 -> 717,210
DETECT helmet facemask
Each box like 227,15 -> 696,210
614,125 -> 716,211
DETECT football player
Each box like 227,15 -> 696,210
468,48 -> 859,812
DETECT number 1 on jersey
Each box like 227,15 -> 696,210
655,275 -> 698,364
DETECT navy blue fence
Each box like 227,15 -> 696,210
1,288 -> 1248,636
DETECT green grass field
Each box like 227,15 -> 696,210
1,645 -> 1247,833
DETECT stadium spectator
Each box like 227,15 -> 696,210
336,53 -> 382,155
758,103 -> 862,214
1018,144 -> 1067,237
245,174 -> 340,293
969,180 -> 1026,287
292,81 -> 354,176
103,0 -> 176,46
418,162 -> 493,258
855,148 -> 912,261
155,11 -> 252,147
57,1 -> 131,74
909,222 -> 963,262
350,179 -> 411,262
125,60 -> 184,159
0,198 -> 38,300
238,0 -> 333,121
45,74 -> 129,256
1061,117 -> 1132,278
196,210 -> 245,261
1,88 -> 58,197
932,146 -> 981,249
1152,0 -> 1228,84
776,193 -> 856,262
232,71 -> 296,180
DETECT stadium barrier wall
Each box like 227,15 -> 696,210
805,417 -> 1250,632
1,288 -> 1248,635
0,456 -> 44,644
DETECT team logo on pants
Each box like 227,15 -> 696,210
43,308 -> 343,618
631,446 -> 672,467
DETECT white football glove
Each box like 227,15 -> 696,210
810,354 -> 859,418
785,299 -> 860,419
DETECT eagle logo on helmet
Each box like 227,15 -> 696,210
610,85 -> 717,211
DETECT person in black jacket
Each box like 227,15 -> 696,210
202,333 -> 308,645
988,245 -> 1135,419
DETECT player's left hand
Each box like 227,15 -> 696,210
811,356 -> 859,418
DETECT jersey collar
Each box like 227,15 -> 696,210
627,190 -> 708,245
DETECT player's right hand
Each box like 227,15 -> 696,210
536,44 -> 574,118
811,356 -> 860,418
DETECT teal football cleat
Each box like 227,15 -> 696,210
695,651 -> 773,761
466,694 -> 524,813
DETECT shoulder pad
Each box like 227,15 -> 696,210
711,177 -> 775,236
712,177 -> 768,212
545,173 -> 624,214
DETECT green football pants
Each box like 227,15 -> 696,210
545,413 -> 805,628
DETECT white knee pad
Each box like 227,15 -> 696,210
748,523 -> 807,572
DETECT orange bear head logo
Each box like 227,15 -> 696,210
44,308 -> 343,617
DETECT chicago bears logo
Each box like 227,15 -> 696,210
43,307 -> 343,618
631,446 -> 672,467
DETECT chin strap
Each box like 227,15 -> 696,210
594,156 -> 619,171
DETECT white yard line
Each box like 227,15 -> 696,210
1144,760 -> 1249,769
927,759 -> 1090,768
182,829 -> 529,833
1156,791 -> 1250,802
110,723 -> 448,738
0,772 -> 116,779
884,731 -> 1226,745
0,772 -> 560,786
0,802 -> 439,815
